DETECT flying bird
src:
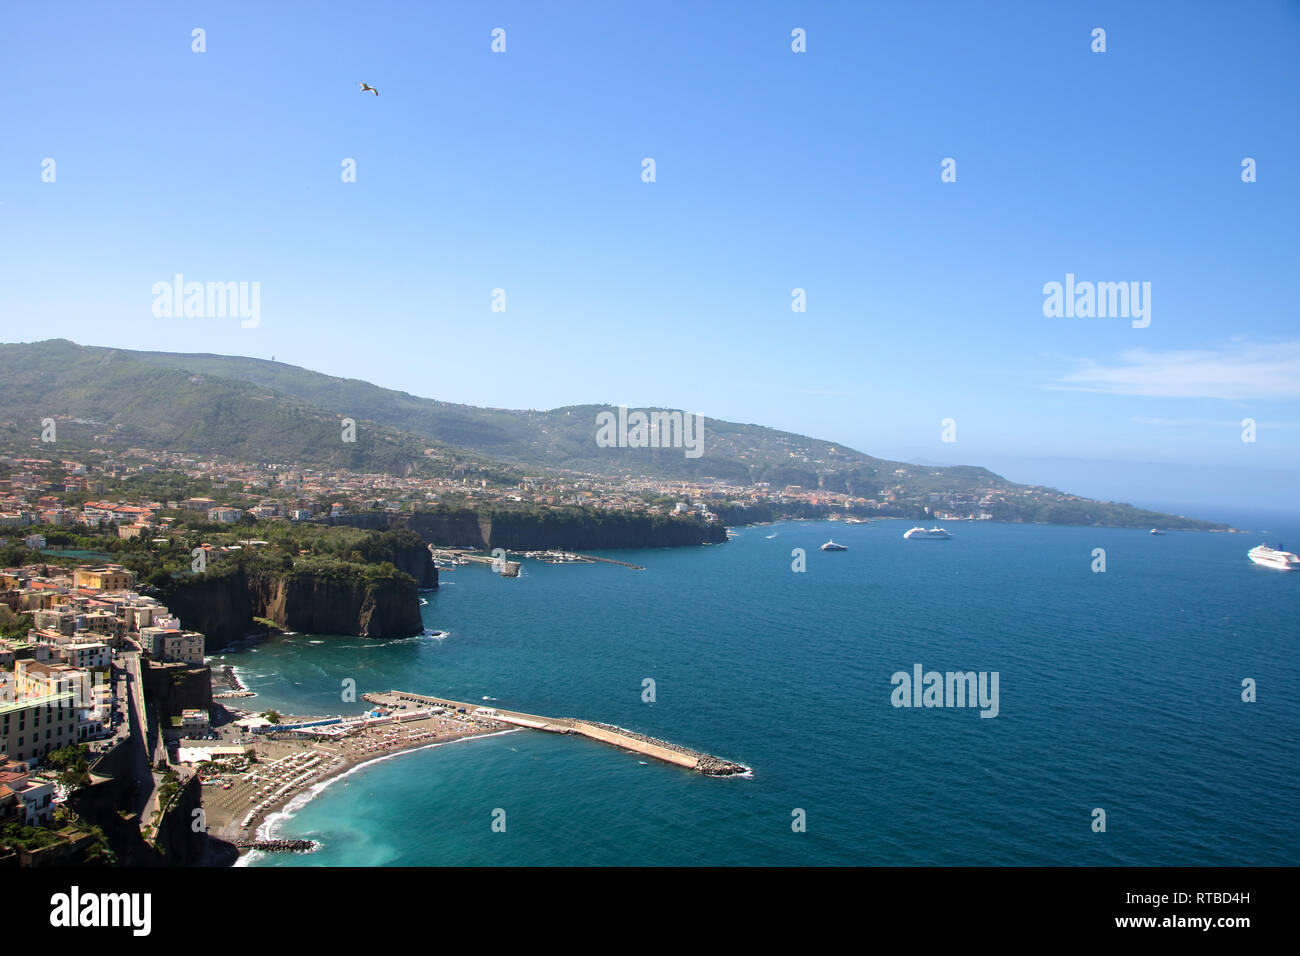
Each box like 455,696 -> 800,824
359,83 -> 378,96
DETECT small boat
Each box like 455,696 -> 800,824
819,540 -> 848,551
904,527 -> 951,540
1149,528 -> 1166,536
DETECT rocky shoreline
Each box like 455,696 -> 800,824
236,838 -> 318,853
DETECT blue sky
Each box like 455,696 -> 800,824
2,1 -> 1297,513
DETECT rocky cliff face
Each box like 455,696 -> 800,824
156,570 -> 255,648
142,661 -> 213,720
385,538 -> 438,589
479,512 -> 726,550
249,571 -> 421,638
163,565 -> 423,651
154,774 -> 208,866
340,509 -> 727,550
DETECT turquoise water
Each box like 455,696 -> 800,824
222,517 -> 1300,866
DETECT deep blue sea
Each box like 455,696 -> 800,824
220,515 -> 1300,866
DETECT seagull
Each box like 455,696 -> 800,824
359,83 -> 378,96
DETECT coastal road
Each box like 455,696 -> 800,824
119,650 -> 161,827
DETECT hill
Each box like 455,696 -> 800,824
0,340 -> 1230,531
0,339 -> 514,480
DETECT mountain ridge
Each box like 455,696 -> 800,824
0,339 -> 1228,530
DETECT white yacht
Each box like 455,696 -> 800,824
904,526 -> 951,540
1247,545 -> 1300,571
819,540 -> 848,551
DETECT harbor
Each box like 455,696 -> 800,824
198,687 -> 747,858
363,691 -> 749,776
431,545 -> 645,574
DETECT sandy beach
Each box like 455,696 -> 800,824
195,705 -> 515,858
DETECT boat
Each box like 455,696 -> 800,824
904,526 -> 951,540
1247,545 -> 1300,571
1149,528 -> 1166,536
819,540 -> 848,551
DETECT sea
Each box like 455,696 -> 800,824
220,512 -> 1300,867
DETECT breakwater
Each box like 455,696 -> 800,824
236,839 -> 318,853
365,691 -> 749,776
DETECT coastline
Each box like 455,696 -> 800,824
201,707 -> 519,864
207,688 -> 749,865
234,726 -> 524,866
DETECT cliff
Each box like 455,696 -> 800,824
142,661 -> 213,720
156,569 -> 254,648
153,775 -> 209,867
160,562 -> 423,652
355,528 -> 438,589
249,568 -> 421,638
331,508 -> 727,550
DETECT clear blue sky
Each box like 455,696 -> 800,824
2,1 -> 1297,513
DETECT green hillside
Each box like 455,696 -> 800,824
0,339 -> 514,480
0,340 -> 1231,531
116,345 -> 1001,493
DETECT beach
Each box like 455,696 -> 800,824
196,704 -> 515,858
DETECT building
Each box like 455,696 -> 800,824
72,566 -> 134,591
55,641 -> 110,671
140,626 -> 205,665
180,709 -> 209,734
0,758 -> 56,826
0,693 -> 78,763
13,660 -> 84,699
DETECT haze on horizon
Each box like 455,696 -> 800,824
2,1 -> 1296,513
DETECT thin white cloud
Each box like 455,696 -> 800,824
1132,416 -> 1300,428
1051,342 -> 1300,401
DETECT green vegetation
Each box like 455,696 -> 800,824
0,605 -> 33,640
42,744 -> 92,790
0,340 -> 1233,532
0,816 -> 115,865
0,339 -> 516,479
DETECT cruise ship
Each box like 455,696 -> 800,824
904,526 -> 951,540
1247,545 -> 1300,571
819,540 -> 848,551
